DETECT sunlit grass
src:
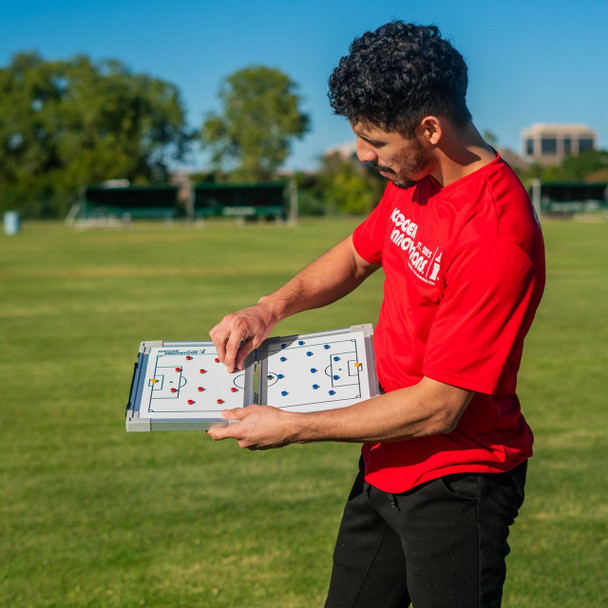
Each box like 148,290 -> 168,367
1,218 -> 606,607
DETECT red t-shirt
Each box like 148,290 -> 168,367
352,155 -> 545,493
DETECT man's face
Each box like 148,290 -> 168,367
351,122 -> 435,189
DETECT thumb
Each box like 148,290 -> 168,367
221,407 -> 249,420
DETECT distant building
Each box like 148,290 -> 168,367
522,123 -> 597,165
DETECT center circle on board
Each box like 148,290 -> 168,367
233,373 -> 247,390
266,372 -> 279,387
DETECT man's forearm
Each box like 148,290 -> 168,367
210,235 -> 379,372
208,377 -> 474,450
289,377 -> 473,444
256,235 -> 379,323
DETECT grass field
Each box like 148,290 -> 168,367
1,217 -> 607,607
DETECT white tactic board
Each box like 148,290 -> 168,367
126,325 -> 378,431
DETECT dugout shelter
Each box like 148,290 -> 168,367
69,184 -> 180,223
193,181 -> 294,221
528,180 -> 608,217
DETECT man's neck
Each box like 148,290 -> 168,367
429,123 -> 496,187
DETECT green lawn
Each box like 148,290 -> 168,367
1,218 -> 606,607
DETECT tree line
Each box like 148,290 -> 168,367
1,52 -> 605,219
0,53 -> 317,217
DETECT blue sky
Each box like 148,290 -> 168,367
1,0 -> 607,171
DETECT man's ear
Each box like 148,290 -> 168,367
417,116 -> 442,146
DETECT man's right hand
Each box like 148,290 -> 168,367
209,300 -> 278,373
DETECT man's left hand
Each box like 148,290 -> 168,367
206,404 -> 299,450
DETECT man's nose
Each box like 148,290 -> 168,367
356,138 -> 377,163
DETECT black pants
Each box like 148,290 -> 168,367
325,460 -> 527,608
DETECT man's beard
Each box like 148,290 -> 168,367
376,142 -> 431,189
388,173 -> 420,190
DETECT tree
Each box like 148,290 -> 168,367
0,52 -> 191,215
317,153 -> 385,215
541,149 -> 608,182
201,65 -> 310,182
519,149 -> 608,184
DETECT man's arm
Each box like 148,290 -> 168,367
206,376 -> 474,449
209,235 -> 380,372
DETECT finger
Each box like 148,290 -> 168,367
206,425 -> 231,440
209,323 -> 228,363
234,339 -> 257,371
221,407 -> 246,420
206,413 -> 245,438
224,327 -> 249,373
211,324 -> 245,369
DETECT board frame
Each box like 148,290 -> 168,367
125,324 -> 378,432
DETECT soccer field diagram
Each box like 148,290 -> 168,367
126,325 -> 379,431
259,334 -> 371,412
140,346 -> 248,418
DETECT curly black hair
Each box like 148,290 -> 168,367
328,22 -> 472,137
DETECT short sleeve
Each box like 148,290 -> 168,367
351,188 -> 394,264
423,238 -> 540,395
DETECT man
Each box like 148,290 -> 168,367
208,22 -> 545,608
